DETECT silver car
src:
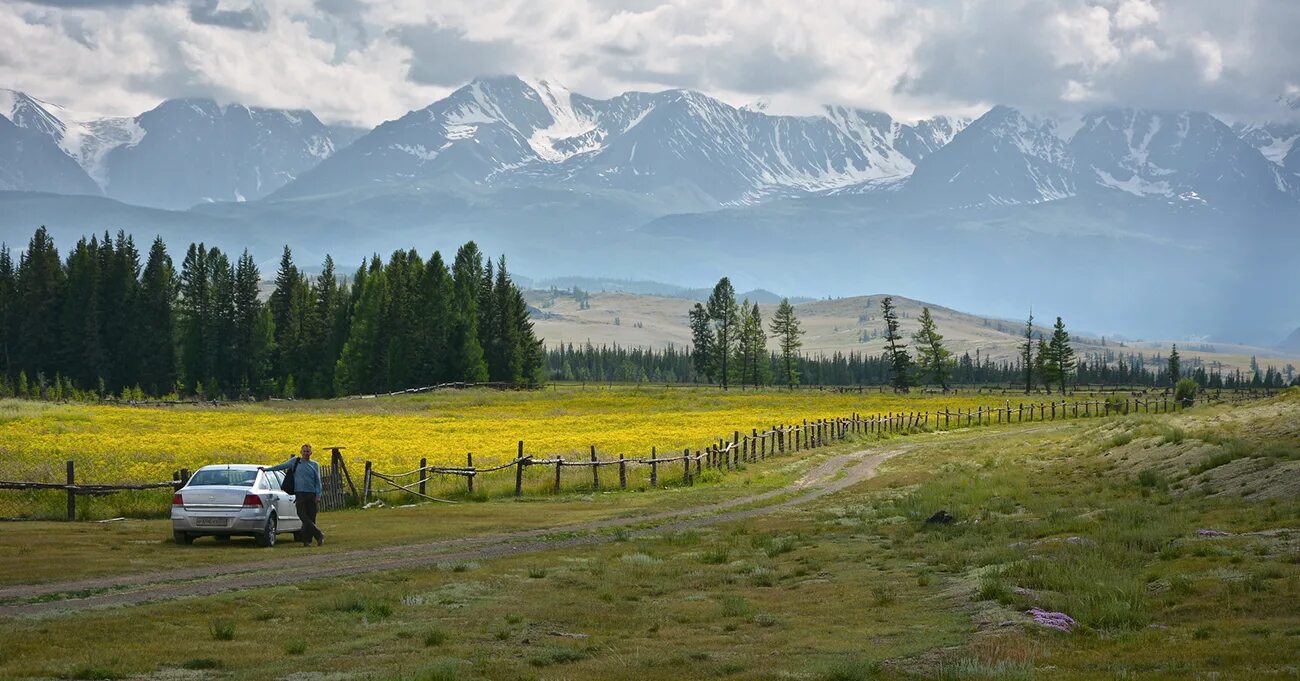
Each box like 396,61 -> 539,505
171,464 -> 304,547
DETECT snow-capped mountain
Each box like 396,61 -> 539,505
2,88 -> 139,190
102,98 -> 346,209
1073,109 -> 1295,208
903,105 -> 1075,207
276,75 -> 969,207
0,114 -> 101,195
0,90 -> 101,195
1,88 -> 356,209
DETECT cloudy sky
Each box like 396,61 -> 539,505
3,0 -> 1298,126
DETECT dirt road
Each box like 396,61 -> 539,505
0,440 -> 922,618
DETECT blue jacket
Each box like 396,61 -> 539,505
266,457 -> 323,495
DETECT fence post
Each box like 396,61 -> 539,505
419,457 -> 427,497
554,455 -> 563,493
684,448 -> 691,485
733,431 -> 740,465
362,460 -> 372,505
651,447 -> 659,487
66,460 -> 76,521
180,467 -> 190,486
751,429 -> 758,461
696,448 -> 702,476
591,446 -> 600,490
619,453 -> 628,489
467,453 -> 475,495
514,441 -> 525,497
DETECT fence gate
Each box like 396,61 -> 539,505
319,447 -> 355,511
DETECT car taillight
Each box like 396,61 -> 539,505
242,494 -> 263,507
172,494 -> 183,506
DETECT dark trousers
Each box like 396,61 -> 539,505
294,493 -> 325,544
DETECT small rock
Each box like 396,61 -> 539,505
1197,529 -> 1230,537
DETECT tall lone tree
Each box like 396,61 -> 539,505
706,277 -> 740,390
769,298 -> 804,388
1045,316 -> 1076,395
1020,310 -> 1035,394
1168,344 -> 1181,385
880,296 -> 912,392
912,306 -> 952,391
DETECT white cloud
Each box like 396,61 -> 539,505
1,0 -> 1297,126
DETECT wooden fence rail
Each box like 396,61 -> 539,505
362,390 -> 1264,504
1,447 -> 356,521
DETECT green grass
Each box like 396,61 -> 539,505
0,396 -> 1295,680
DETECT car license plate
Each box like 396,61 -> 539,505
195,517 -> 229,527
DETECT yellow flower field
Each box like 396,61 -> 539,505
0,386 -> 1008,484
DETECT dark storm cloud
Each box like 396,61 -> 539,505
390,23 -> 522,87
188,0 -> 267,31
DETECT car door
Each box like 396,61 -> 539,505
266,471 -> 302,529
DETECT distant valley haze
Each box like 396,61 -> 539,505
1,0 -> 1297,347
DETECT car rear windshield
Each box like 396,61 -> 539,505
188,469 -> 257,487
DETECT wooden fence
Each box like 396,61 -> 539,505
0,447 -> 356,520
361,390 -> 1265,504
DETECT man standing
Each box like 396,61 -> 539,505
261,444 -> 325,547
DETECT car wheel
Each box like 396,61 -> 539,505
173,530 -> 194,545
256,514 -> 278,548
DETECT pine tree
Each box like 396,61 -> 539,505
748,302 -> 764,387
688,303 -> 714,382
0,244 -> 15,379
177,243 -> 212,394
418,252 -> 452,384
1035,338 -> 1052,394
60,236 -> 105,388
449,243 -> 488,382
912,306 -> 952,391
768,298 -> 803,388
231,251 -> 263,397
269,246 -> 301,384
1045,316 -> 1076,394
880,296 -> 912,392
334,257 -> 389,395
1167,344 -> 1181,386
706,277 -> 740,390
309,255 -> 342,396
137,238 -> 177,397
1020,310 -> 1035,393
15,227 -> 65,382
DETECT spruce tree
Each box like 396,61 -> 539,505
335,257 -> 389,395
769,298 -> 803,388
137,238 -> 177,397
1167,344 -> 1181,386
880,296 -> 912,392
177,243 -> 211,394
1035,338 -> 1052,394
60,236 -> 105,388
706,277 -> 740,390
15,227 -> 65,382
450,243 -> 488,382
232,251 -> 262,397
1046,316 -> 1075,394
418,252 -> 452,384
688,303 -> 714,382
912,306 -> 952,391
0,244 -> 14,378
1020,310 -> 1035,393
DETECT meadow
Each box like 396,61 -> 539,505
0,385 -> 1004,485
1,391 -> 1295,679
